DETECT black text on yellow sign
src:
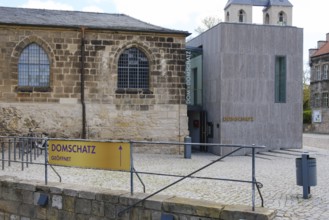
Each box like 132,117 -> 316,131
48,140 -> 130,171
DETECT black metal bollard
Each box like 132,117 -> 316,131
184,136 -> 192,159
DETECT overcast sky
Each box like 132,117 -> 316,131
1,0 -> 328,70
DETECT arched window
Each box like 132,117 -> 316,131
265,13 -> 270,24
226,12 -> 230,22
278,11 -> 287,25
118,47 -> 149,89
239,10 -> 246,23
18,43 -> 50,87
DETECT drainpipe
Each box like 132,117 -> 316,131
80,27 -> 86,139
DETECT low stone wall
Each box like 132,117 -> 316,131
0,176 -> 276,220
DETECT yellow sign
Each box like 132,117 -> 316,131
48,140 -> 130,171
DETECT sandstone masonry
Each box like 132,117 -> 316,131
0,176 -> 276,220
0,21 -> 188,148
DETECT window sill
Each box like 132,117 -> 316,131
115,88 -> 153,95
16,86 -> 51,93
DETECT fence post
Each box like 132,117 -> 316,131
25,139 -> 29,168
8,140 -> 11,166
1,142 -> 4,170
184,136 -> 192,159
14,138 -> 17,161
45,139 -> 48,185
21,141 -> 24,171
252,147 -> 256,211
29,138 -> 32,163
130,142 -> 134,195
18,139 -> 21,159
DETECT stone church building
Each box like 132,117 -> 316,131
0,7 -> 189,152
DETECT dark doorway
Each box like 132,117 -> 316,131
188,110 -> 209,152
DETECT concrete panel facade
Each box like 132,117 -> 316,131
188,23 -> 303,155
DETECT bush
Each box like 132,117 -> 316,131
303,110 -> 312,124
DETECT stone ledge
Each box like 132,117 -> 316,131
220,205 -> 277,220
162,196 -> 224,218
0,176 -> 276,220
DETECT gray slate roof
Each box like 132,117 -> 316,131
225,0 -> 293,9
0,6 -> 190,36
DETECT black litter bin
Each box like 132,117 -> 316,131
295,153 -> 317,199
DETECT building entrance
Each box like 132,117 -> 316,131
188,110 -> 209,152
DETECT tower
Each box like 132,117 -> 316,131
263,0 -> 293,26
224,0 -> 293,25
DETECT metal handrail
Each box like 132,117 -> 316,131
0,136 -> 265,215
131,169 -> 264,208
118,146 -> 254,217
133,168 -> 146,193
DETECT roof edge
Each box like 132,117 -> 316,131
0,22 -> 191,36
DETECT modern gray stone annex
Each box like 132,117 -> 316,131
186,0 -> 303,155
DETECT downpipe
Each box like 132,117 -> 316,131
80,27 -> 87,139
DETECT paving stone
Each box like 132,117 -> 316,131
0,134 -> 329,219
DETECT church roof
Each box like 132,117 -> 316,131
311,42 -> 329,58
269,0 -> 293,7
0,6 -> 190,36
225,0 -> 292,9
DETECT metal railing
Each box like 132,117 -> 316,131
0,136 -> 265,216
123,141 -> 265,216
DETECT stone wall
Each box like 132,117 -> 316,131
311,108 -> 329,134
310,57 -> 329,134
0,25 -> 188,144
0,176 -> 276,220
0,103 -> 187,153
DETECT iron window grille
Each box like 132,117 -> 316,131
323,92 -> 329,108
316,66 -> 321,81
118,47 -> 149,90
314,93 -> 321,108
323,64 -> 328,80
18,43 -> 50,88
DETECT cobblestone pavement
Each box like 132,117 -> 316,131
0,134 -> 328,219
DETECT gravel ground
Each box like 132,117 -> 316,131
1,138 -> 329,220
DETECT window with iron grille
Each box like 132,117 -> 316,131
323,64 -> 328,80
18,43 -> 50,87
316,66 -> 321,81
314,93 -> 321,108
310,67 -> 315,82
118,47 -> 149,89
323,92 -> 329,108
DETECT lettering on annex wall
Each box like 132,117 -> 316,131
222,117 -> 254,122
48,140 -> 130,171
185,50 -> 192,105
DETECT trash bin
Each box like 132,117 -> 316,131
295,153 -> 317,199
